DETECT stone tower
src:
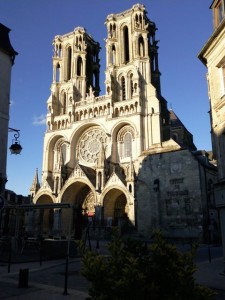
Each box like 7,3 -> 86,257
104,4 -> 170,148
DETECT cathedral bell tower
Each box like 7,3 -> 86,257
47,27 -> 101,126
104,4 -> 169,148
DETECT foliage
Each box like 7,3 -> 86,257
82,229 -> 214,300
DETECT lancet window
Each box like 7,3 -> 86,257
138,35 -> 145,57
66,46 -> 72,80
77,56 -> 83,76
129,73 -> 134,98
111,44 -> 116,65
54,139 -> 68,171
117,125 -> 135,159
56,63 -> 60,82
123,26 -> 130,63
63,93 -> 67,115
121,76 -> 126,100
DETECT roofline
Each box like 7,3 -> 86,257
198,17 -> 225,65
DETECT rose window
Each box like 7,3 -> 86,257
77,127 -> 108,163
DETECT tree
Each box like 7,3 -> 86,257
82,229 -> 214,300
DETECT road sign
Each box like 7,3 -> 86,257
0,196 -> 4,209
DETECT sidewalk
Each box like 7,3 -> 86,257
0,242 -> 224,299
0,238 -> 108,300
0,258 -> 89,300
195,257 -> 225,291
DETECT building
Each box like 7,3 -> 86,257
31,4 -> 218,241
0,24 -> 17,196
199,0 -> 225,255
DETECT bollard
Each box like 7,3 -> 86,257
18,268 -> 29,288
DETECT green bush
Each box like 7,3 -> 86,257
82,229 -> 214,300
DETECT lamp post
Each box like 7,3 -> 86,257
0,127 -> 22,231
8,127 -> 22,155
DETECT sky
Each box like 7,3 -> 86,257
1,0 -> 213,196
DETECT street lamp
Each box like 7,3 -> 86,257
8,127 -> 22,155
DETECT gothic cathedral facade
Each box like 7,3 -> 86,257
31,4 -> 218,241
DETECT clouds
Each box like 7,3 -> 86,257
10,99 -> 14,106
32,114 -> 46,125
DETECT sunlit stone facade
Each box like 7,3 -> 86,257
199,0 -> 225,254
32,4 -> 218,241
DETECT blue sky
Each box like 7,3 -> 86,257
1,0 -> 212,196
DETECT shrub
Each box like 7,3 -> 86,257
82,229 -> 214,300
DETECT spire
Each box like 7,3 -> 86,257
30,168 -> 40,196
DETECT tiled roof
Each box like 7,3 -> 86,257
169,109 -> 184,128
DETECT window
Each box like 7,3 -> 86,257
220,65 -> 225,96
123,26 -> 129,63
214,0 -> 225,28
62,93 -> 66,114
56,63 -> 60,82
109,24 -> 113,38
58,44 -> 62,57
113,24 -> 116,37
130,73 -> 134,98
77,56 -> 83,76
61,143 -> 67,164
111,44 -> 116,65
54,140 -> 67,170
138,36 -> 145,57
121,76 -> 126,100
124,133 -> 132,157
66,46 -> 72,80
117,125 -> 134,159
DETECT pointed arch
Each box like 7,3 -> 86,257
63,92 -> 67,114
124,132 -> 132,157
111,44 -> 116,65
121,76 -> 126,100
77,56 -> 83,76
66,46 -> 72,80
117,125 -> 135,159
138,35 -> 145,57
123,26 -> 129,63
56,63 -> 60,82
129,73 -> 134,98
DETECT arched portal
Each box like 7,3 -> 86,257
103,189 -> 128,226
36,195 -> 54,237
61,181 -> 95,239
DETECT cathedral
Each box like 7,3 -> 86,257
30,4 -> 219,241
